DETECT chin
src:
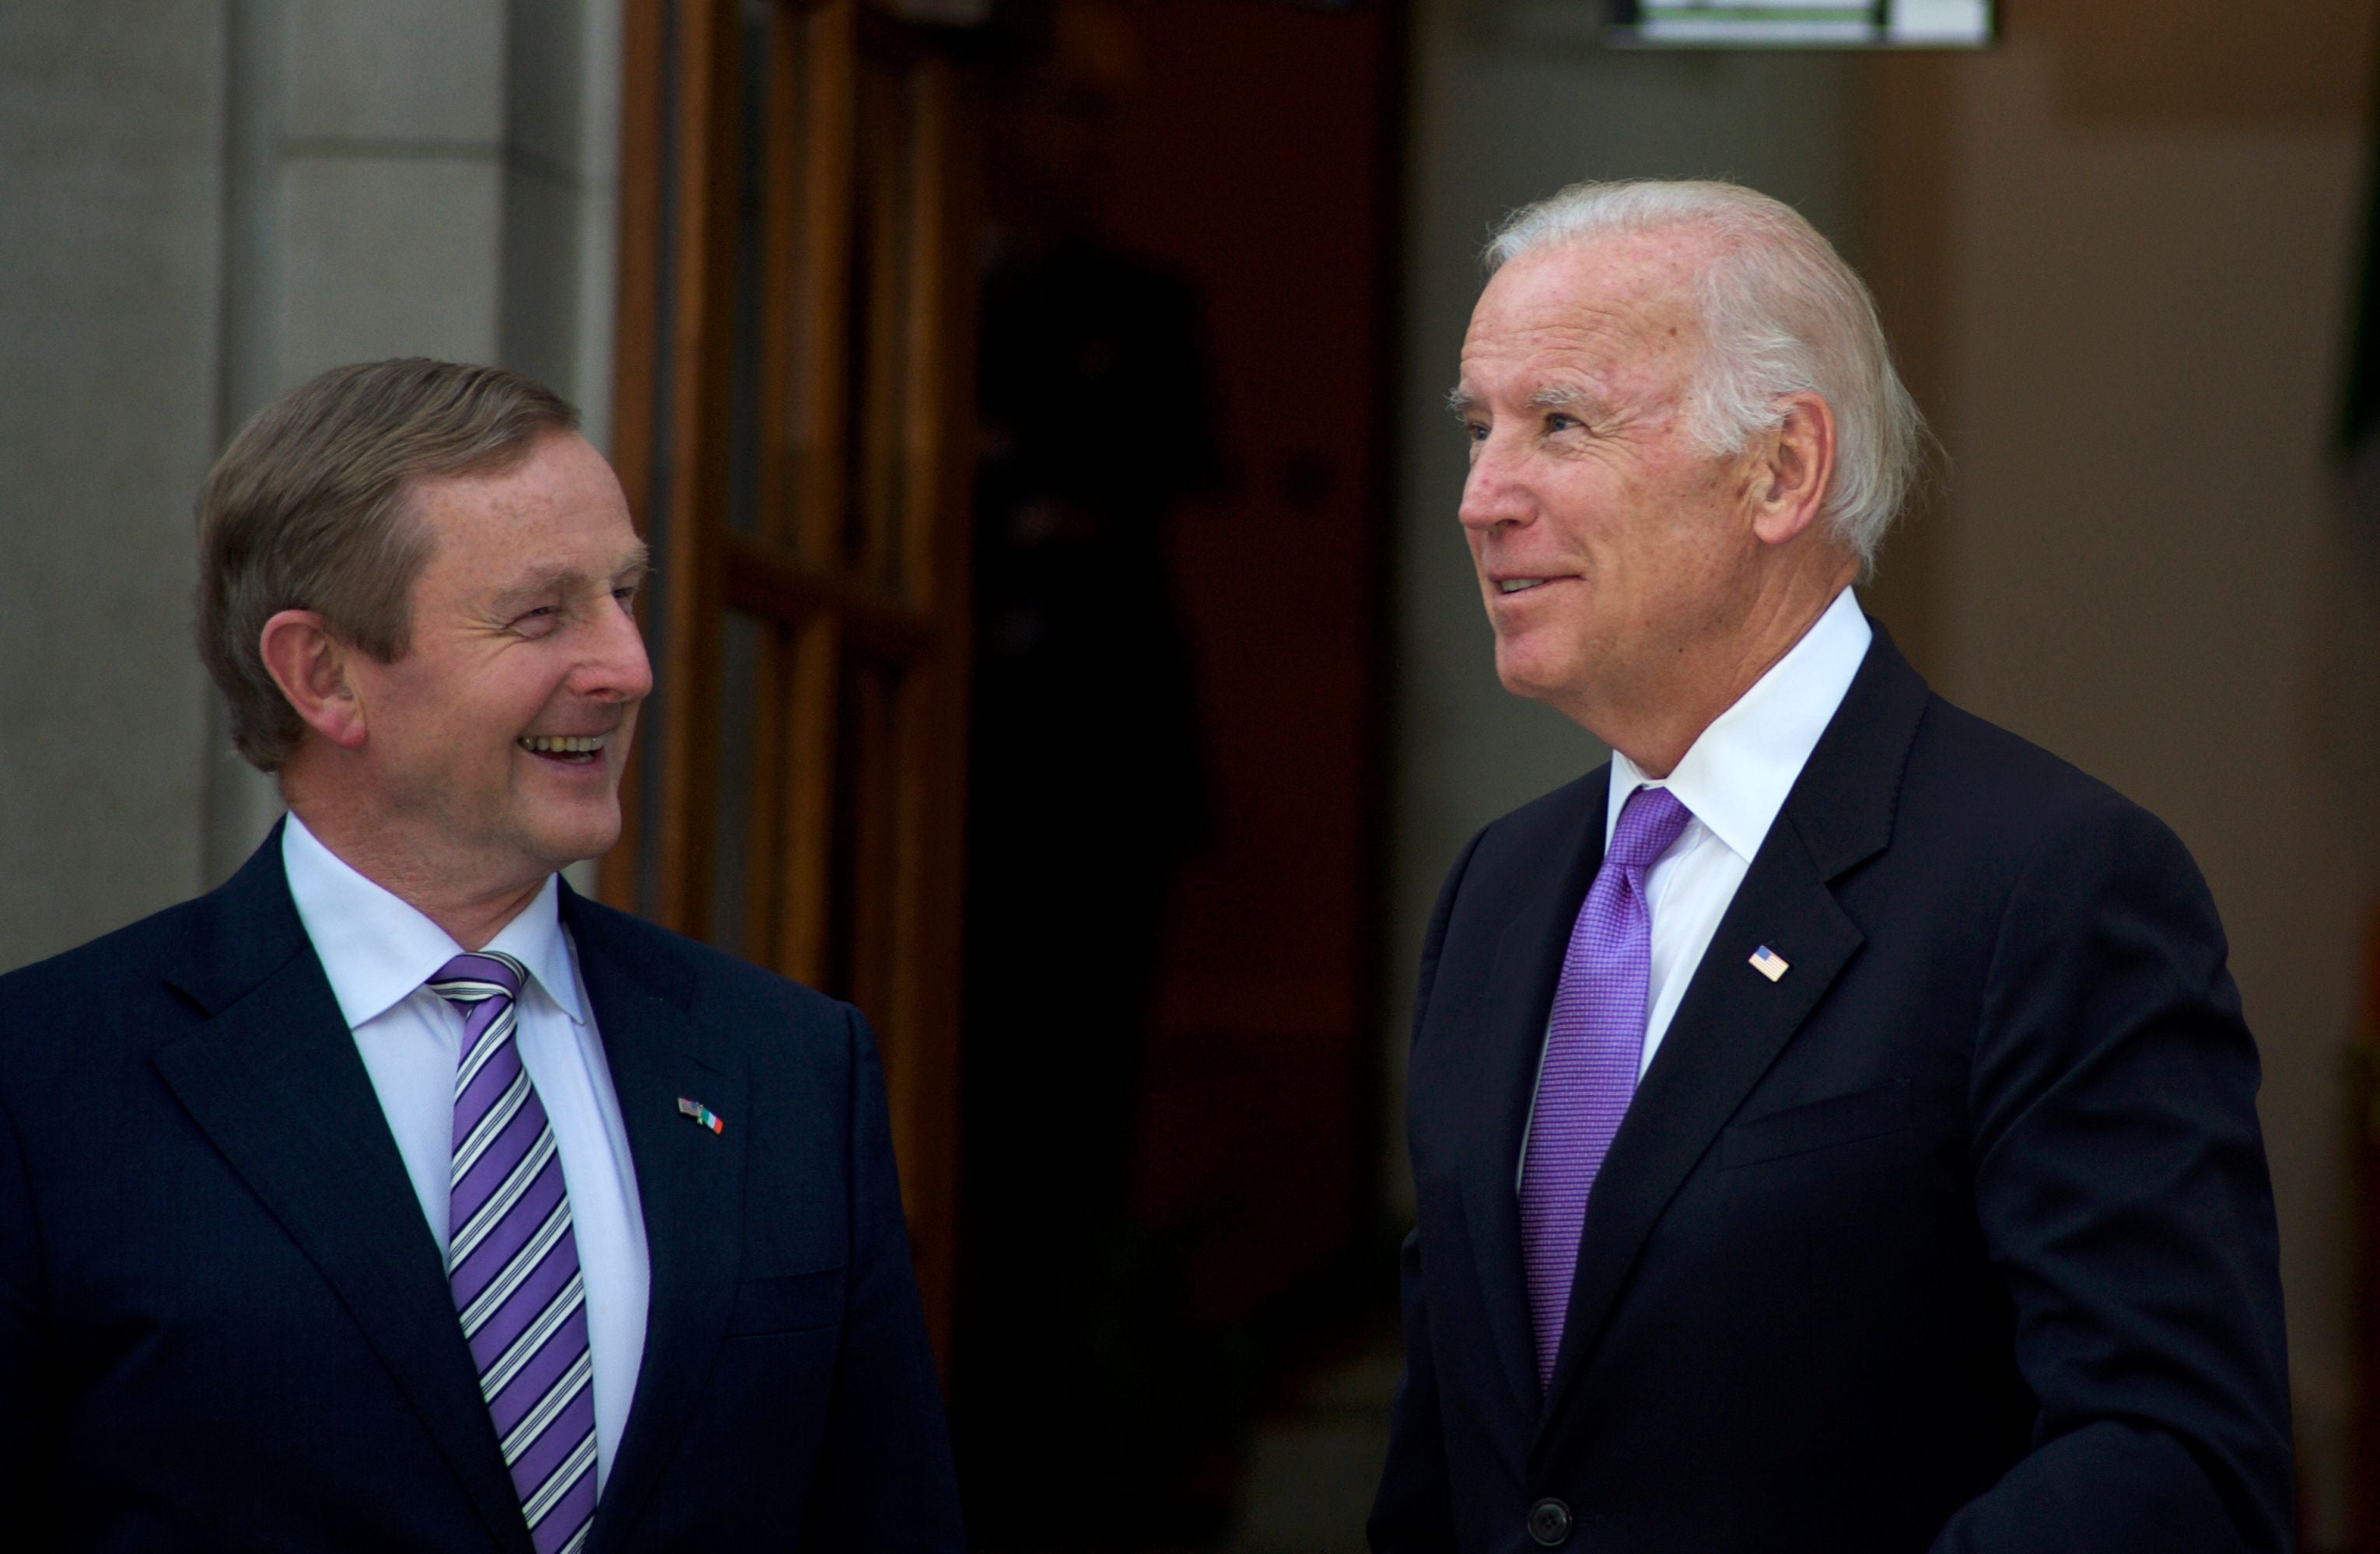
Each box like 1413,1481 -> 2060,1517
1493,642 -> 1580,706
524,807 -> 623,874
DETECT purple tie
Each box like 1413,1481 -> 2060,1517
1519,785 -> 1693,1391
430,952 -> 597,1554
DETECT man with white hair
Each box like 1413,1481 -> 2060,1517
1369,181 -> 2291,1552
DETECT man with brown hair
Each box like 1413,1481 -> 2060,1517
0,359 -> 963,1552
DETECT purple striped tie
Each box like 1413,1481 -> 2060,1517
1519,785 -> 1692,1392
430,952 -> 597,1554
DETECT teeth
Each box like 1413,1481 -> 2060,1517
1499,579 -> 1549,594
520,735 -> 605,754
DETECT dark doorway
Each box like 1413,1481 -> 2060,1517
952,1 -> 1401,1547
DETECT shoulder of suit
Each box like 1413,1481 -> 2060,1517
1452,691 -> 2193,883
0,893 -> 249,1111
1867,688 -> 2225,935
1907,692 -> 2178,845
1476,762 -> 1609,852
0,891 -> 226,1012
1423,763 -> 1609,915
564,891 -> 858,1033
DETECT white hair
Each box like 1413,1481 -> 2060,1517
1486,180 -> 1929,571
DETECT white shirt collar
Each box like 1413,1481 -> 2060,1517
1607,587 -> 1873,863
281,813 -> 585,1030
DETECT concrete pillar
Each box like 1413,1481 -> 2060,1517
0,4 -> 229,968
0,0 -> 627,964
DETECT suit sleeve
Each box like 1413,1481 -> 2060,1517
1368,827 -> 1486,1554
1930,802 -> 2293,1554
0,1072 -> 47,1505
1369,1225 -> 1458,1552
801,1006 -> 965,1552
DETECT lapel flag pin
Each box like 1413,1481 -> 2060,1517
677,1097 -> 725,1136
1748,945 -> 1790,983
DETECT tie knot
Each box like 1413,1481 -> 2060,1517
425,950 -> 526,1010
1608,784 -> 1692,873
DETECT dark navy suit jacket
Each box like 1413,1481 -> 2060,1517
1369,630 -> 2293,1553
0,828 -> 963,1552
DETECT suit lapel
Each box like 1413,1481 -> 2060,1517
1453,766 -> 1612,1423
565,893 -> 746,1554
1535,628 -> 1931,1435
1534,817 -> 1864,1430
151,831 -> 534,1554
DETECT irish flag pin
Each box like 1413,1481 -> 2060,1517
677,1097 -> 726,1135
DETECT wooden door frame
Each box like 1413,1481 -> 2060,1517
604,0 -> 977,1357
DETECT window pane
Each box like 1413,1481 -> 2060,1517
707,610 -> 772,957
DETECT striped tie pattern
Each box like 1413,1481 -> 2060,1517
429,952 -> 597,1554
1520,785 -> 1692,1392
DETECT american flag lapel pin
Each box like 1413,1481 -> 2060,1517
677,1097 -> 726,1135
1748,944 -> 1790,983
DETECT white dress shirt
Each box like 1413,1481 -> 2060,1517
1519,588 -> 1872,1182
282,816 -> 649,1489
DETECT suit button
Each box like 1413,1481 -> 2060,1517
1527,1497 -> 1573,1546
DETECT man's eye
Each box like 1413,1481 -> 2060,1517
1545,412 -> 1579,433
1465,421 -> 1489,443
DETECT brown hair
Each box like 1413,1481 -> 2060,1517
195,359 -> 580,771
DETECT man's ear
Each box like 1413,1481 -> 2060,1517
1749,392 -> 1836,547
257,610 -> 369,751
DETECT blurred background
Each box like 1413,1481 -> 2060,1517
5,0 -> 2380,1549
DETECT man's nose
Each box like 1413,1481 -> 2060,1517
579,596 -> 654,703
1458,437 -> 1531,533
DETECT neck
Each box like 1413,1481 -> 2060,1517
282,774 -> 548,952
1589,577 -> 1850,779
404,879 -> 544,954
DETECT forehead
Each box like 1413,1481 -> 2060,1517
1461,229 -> 1709,390
407,432 -> 637,575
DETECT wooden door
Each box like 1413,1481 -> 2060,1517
1098,0 -> 1398,1322
949,3 -> 1398,1535
604,0 -> 976,1353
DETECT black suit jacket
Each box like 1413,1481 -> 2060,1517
1369,630 -> 2292,1553
0,828 -> 962,1552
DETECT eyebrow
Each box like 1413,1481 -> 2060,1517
1527,381 -> 1605,412
485,544 -> 653,615
1445,382 -> 1611,419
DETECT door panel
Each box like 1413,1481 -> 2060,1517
607,0 -> 975,1356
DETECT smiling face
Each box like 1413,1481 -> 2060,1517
340,430 -> 651,892
1454,231 -> 1770,732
